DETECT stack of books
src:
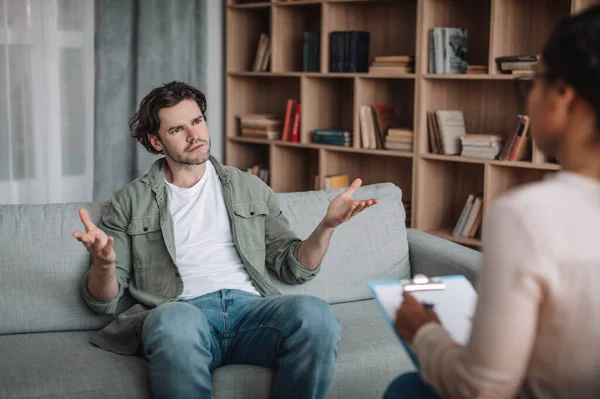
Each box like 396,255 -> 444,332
466,64 -> 488,75
312,129 -> 352,147
359,104 -> 398,149
496,55 -> 538,75
252,33 -> 271,72
246,164 -> 270,185
238,114 -> 282,140
460,134 -> 504,159
385,128 -> 413,152
497,115 -> 531,161
453,193 -> 483,239
368,55 -> 415,74
428,27 -> 468,74
329,31 -> 370,72
427,110 -> 466,155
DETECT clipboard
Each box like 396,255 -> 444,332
368,274 -> 478,368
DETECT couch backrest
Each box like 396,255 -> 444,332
0,202 -> 113,335
270,183 -> 410,303
0,183 -> 409,335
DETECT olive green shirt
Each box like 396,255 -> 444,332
81,156 -> 321,354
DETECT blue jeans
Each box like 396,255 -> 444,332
384,372 -> 441,399
141,289 -> 342,399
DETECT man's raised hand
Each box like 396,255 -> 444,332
72,208 -> 116,267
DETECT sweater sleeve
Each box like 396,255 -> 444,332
413,199 -> 546,399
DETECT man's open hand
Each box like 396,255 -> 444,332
72,208 -> 116,268
322,178 -> 379,229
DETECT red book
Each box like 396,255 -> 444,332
282,99 -> 297,142
291,102 -> 301,143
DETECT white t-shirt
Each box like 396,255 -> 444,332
165,160 -> 260,299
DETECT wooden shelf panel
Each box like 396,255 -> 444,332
490,0 -> 570,73
272,3 -> 321,72
301,76 -> 354,143
228,3 -> 272,9
321,150 -> 414,199
423,73 -> 517,80
226,140 -> 271,172
226,76 -> 300,137
415,159 -> 484,232
420,0 -> 491,72
428,228 -> 482,247
270,145 -> 320,192
324,1 -> 417,72
227,7 -> 271,72
421,153 -> 561,171
228,71 -> 416,78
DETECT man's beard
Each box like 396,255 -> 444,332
162,140 -> 210,165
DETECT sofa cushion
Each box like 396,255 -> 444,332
272,182 -> 410,303
0,202 -> 113,335
0,299 -> 414,399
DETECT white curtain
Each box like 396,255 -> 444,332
0,0 -> 94,204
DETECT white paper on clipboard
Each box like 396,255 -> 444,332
369,275 -> 478,345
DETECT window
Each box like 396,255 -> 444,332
0,0 -> 94,204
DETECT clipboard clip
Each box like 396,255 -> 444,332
402,274 -> 446,292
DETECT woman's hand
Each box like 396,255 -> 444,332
395,292 -> 442,344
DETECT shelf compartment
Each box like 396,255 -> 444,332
323,1 -> 417,73
415,159 -> 484,233
321,149 -> 413,201
421,153 -> 561,170
301,76 -> 354,144
418,79 -> 522,156
355,77 -> 415,149
420,0 -> 491,73
484,164 -> 558,217
272,3 -> 321,72
489,0 -> 571,74
227,7 -> 271,71
226,140 -> 270,176
226,76 -> 300,137
428,227 -> 482,247
270,145 -> 320,192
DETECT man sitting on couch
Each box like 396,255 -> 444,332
73,81 -> 378,399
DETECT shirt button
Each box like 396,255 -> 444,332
143,227 -> 148,232
250,211 -> 255,216
175,272 -> 181,277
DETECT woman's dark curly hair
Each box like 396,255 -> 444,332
129,81 -> 208,154
542,4 -> 600,133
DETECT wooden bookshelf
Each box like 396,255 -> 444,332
225,0 -> 593,246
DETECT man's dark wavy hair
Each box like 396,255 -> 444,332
129,81 -> 208,154
542,4 -> 600,133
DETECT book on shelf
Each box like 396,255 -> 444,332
386,128 -> 414,152
460,134 -> 505,159
466,64 -> 488,74
368,55 -> 415,74
495,55 -> 539,74
246,164 -> 270,185
252,33 -> 271,72
428,27 -> 468,74
329,31 -> 370,73
238,114 -> 282,140
453,193 -> 483,239
303,32 -> 320,72
282,99 -> 301,142
324,174 -> 349,190
497,115 -> 531,161
359,104 -> 412,151
312,129 -> 353,147
427,110 -> 466,155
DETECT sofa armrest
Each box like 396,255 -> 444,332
407,228 -> 482,287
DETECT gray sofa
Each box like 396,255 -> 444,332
0,182 -> 481,399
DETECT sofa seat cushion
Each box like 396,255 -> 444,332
211,299 -> 415,398
0,300 -> 414,399
0,331 -> 150,399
